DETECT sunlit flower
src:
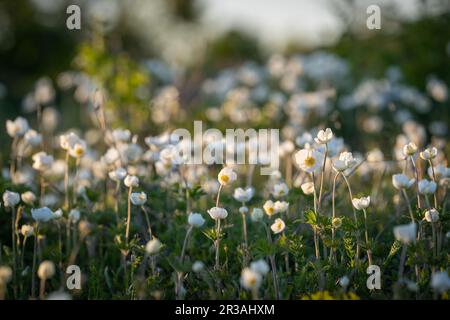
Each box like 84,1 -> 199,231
108,167 -> 127,182
21,191 -> 36,205
60,132 -> 81,151
332,152 -> 356,172
24,130 -> 42,147
294,148 -> 323,173
217,167 -> 237,186
32,151 -> 54,171
6,117 -> 29,137
124,175 -> 139,188
418,179 -> 437,195
424,208 -> 439,223
263,200 -> 276,216
274,200 -> 289,213
233,187 -> 254,203
352,196 -> 370,210
240,267 -> 262,290
300,182 -> 315,195
393,223 -> 416,244
192,261 -> 205,273
20,224 -> 34,237
188,212 -> 205,228
419,147 -> 437,160
145,238 -> 163,255
68,142 -> 87,159
3,190 -> 20,208
271,218 -> 286,234
38,260 -> 55,280
402,142 -> 418,157
392,174 -> 415,190
207,207 -> 228,220
314,128 -> 333,144
130,192 -> 147,206
112,128 -> 131,143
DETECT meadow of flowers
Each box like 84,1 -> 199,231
0,51 -> 449,301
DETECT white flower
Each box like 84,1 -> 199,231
217,167 -> 237,186
300,182 -> 315,195
24,130 -> 42,147
250,259 -> 269,276
112,129 -> 131,143
424,209 -> 439,223
274,201 -> 289,213
192,261 -> 205,273
339,276 -> 350,288
393,223 -> 416,244
233,187 -> 254,203
272,182 -> 289,198
240,267 -> 262,290
239,206 -> 248,214
68,141 -> 87,159
271,218 -> 286,234
294,148 -> 323,173
402,142 -> 418,157
145,238 -> 162,255
21,224 -> 34,237
188,213 -> 205,228
332,217 -> 343,229
130,192 -> 147,206
6,117 -> 29,137
431,271 -> 450,293
314,128 -> 333,144
418,179 -> 437,195
108,167 -> 127,182
392,174 -> 415,190
31,207 -> 54,222
60,132 -> 81,151
52,209 -> 63,219
263,200 -> 276,216
332,152 -> 356,172
3,190 -> 20,208
428,164 -> 448,181
37,260 -> 55,280
420,147 -> 437,160
32,152 -> 54,171
352,196 -> 370,210
0,266 -> 13,285
251,208 -> 264,222
207,207 -> 228,220
21,191 -> 36,205
124,175 -> 139,188
68,209 -> 80,223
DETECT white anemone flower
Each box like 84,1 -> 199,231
32,152 -> 54,172
217,167 -> 237,186
130,192 -> 147,206
207,207 -> 228,220
419,147 -> 437,160
294,148 -> 323,173
6,117 -> 29,137
31,207 -> 55,222
402,142 -> 418,157
270,218 -> 286,234
188,212 -> 205,228
314,128 -> 333,144
272,182 -> 289,198
424,208 -> 439,223
124,175 -> 139,188
418,179 -> 437,195
392,174 -> 415,190
300,182 -> 315,195
3,190 -> 20,208
233,187 -> 254,203
352,196 -> 370,210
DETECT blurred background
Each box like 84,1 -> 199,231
0,0 -> 449,153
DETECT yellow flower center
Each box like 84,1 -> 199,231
220,175 -> 229,183
305,155 -> 316,167
268,207 -> 274,215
